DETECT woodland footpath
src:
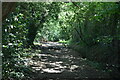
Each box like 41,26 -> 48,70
2,2 -> 120,80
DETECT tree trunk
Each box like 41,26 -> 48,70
109,2 -> 120,79
26,12 -> 47,48
27,22 -> 37,46
2,2 -> 16,21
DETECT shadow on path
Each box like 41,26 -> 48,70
24,42 -> 110,80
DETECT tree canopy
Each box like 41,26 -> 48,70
2,2 -> 120,79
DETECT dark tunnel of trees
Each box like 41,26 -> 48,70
2,2 -> 120,80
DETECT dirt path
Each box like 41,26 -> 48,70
24,42 -> 110,80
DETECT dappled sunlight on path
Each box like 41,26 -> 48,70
24,42 -> 110,79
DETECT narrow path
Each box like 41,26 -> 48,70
25,42 -> 110,80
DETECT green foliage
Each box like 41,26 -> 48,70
2,2 -> 120,79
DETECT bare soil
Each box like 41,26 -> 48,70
24,42 -> 110,80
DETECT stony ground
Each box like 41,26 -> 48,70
23,42 -> 110,80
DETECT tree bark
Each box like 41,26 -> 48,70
26,12 -> 47,48
109,2 -> 120,79
2,2 -> 16,21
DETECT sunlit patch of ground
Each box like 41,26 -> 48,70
22,42 -> 110,79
